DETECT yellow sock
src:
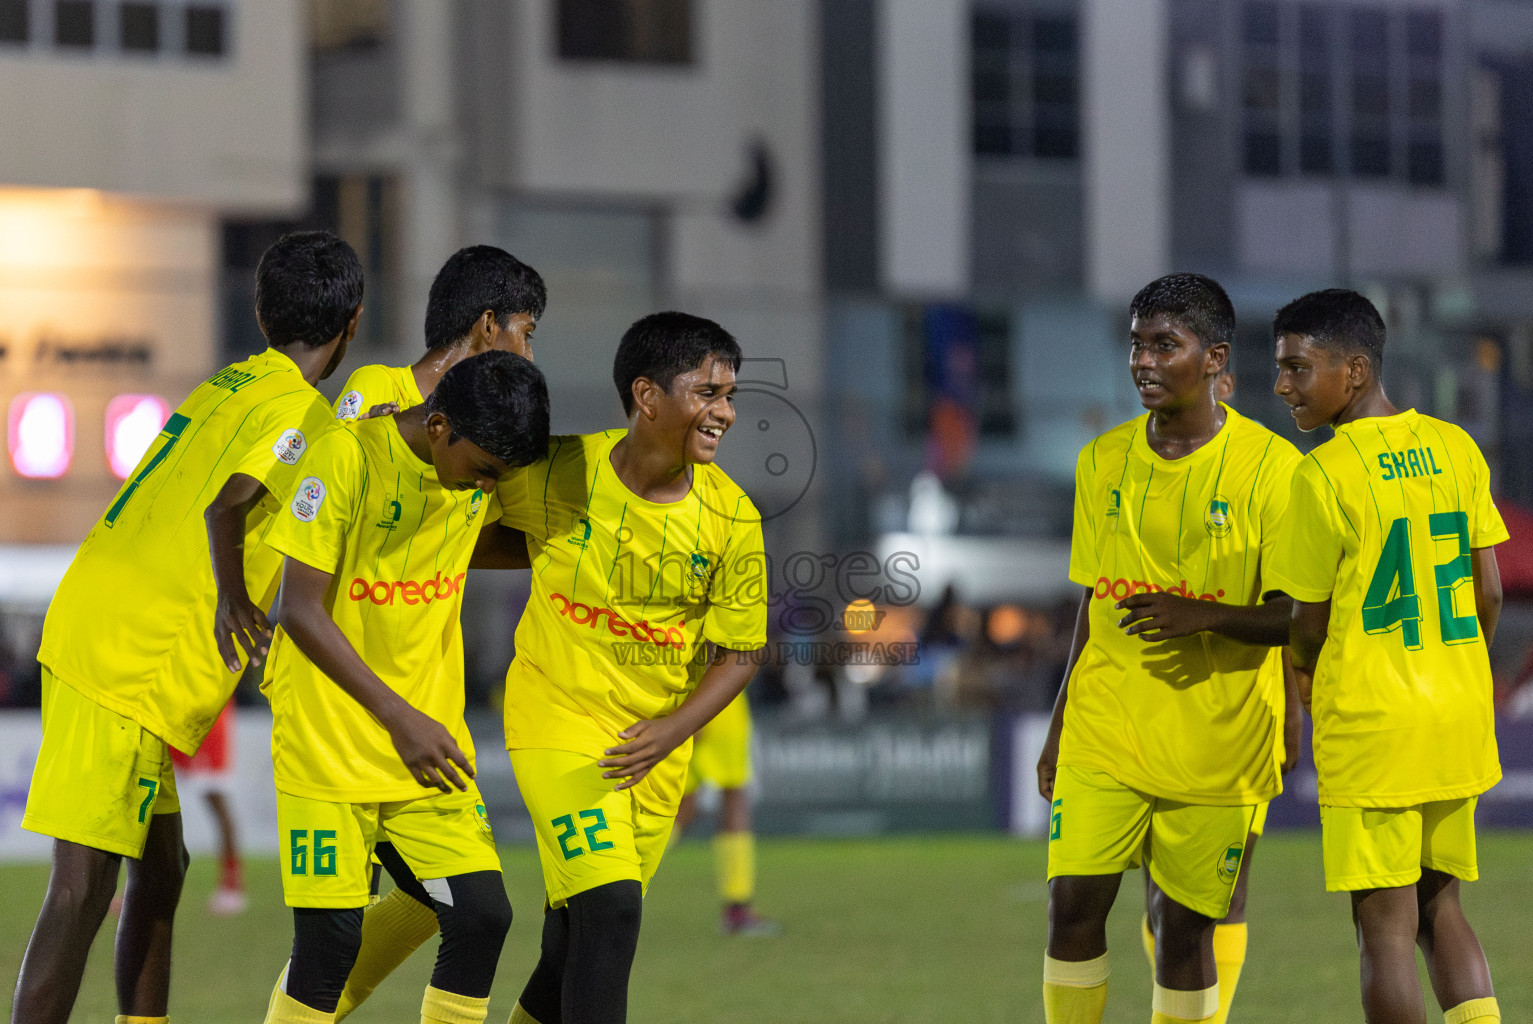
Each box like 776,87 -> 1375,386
265,985 -> 336,1023
714,830 -> 755,904
1208,922 -> 1247,1024
508,1002 -> 544,1024
1042,953 -> 1109,1024
421,985 -> 489,1024
116,1018 -> 169,1023
1151,982 -> 1219,1023
335,889 -> 441,1020
1140,913 -> 1156,973
1445,996 -> 1501,1024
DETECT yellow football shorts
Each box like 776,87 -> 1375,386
23,669 -> 181,858
511,747 -> 676,907
1047,765 -> 1258,920
276,784 -> 501,909
1319,798 -> 1478,893
1250,800 -> 1269,838
686,692 -> 753,794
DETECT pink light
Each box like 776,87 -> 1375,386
105,394 -> 171,480
8,392 -> 74,479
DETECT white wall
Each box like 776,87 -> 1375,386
1083,0 -> 1170,302
0,1 -> 306,213
877,0 -> 971,298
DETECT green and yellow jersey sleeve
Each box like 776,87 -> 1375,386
1267,410 -> 1507,807
1059,406 -> 1300,805
38,347 -> 335,753
262,417 -> 491,803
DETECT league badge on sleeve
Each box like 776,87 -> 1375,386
273,428 -> 307,465
337,391 -> 364,420
291,477 -> 326,522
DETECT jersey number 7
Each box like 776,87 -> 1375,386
104,413 -> 191,528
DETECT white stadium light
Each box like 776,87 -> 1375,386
8,392 -> 74,480
105,394 -> 171,480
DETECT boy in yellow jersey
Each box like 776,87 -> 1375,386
1131,365 -> 1303,1022
1268,290 -> 1505,1024
675,691 -> 780,936
259,351 -> 550,1024
321,244 -> 546,1020
12,231 -> 362,1024
485,311 -> 767,1024
1035,274 -> 1300,1024
334,245 -> 544,421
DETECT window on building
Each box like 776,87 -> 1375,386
972,9 -> 1080,159
901,305 -> 1016,440
1239,1 -> 1445,187
556,0 -> 691,65
310,0 -> 388,51
0,0 -> 28,43
184,4 -> 224,55
55,0 -> 94,48
120,2 -> 157,52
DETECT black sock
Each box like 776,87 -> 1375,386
562,880 -> 643,1024
518,904 -> 570,1024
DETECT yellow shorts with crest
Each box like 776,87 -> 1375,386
1320,798 -> 1478,892
23,669 -> 181,859
1046,765 -> 1258,920
276,784 -> 500,908
686,693 -> 753,794
512,748 -> 676,907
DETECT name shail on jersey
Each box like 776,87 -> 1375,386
348,571 -> 465,606
549,592 -> 685,649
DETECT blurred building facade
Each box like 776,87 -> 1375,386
823,0 -> 1533,553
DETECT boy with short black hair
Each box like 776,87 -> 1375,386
335,245 -> 545,420
488,311 -> 768,1024
1268,289 -> 1505,1024
321,243 -> 547,1021
14,230 -> 362,1024
260,351 -> 549,1024
1037,273 -> 1300,1024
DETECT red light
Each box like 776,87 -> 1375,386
8,392 -> 75,479
105,394 -> 171,480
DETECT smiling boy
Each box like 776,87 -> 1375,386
487,311 -> 767,1024
1036,274 -> 1300,1024
1267,289 -> 1505,1024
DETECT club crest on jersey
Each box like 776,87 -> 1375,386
1106,489 -> 1121,519
689,552 -> 711,582
272,428 -> 306,465
376,497 -> 402,530
468,489 -> 485,519
568,516 -> 592,548
337,390 -> 364,420
291,477 -> 326,522
475,802 -> 494,838
1204,495 -> 1233,538
1216,842 -> 1244,883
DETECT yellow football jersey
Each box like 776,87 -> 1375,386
333,363 -> 423,420
1060,405 -> 1301,805
496,430 -> 768,815
38,348 -> 335,754
1266,410 -> 1508,807
262,416 -> 492,803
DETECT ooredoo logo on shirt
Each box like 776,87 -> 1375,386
1093,576 -> 1226,603
549,592 -> 685,649
348,571 -> 466,606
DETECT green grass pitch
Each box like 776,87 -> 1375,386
4,831 -> 1532,1022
